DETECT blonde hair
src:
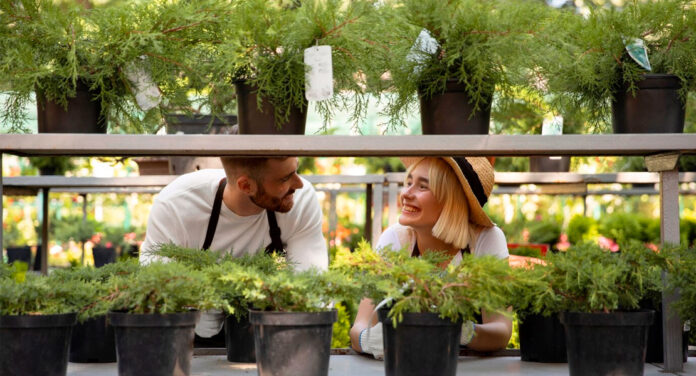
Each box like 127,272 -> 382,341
407,158 -> 480,249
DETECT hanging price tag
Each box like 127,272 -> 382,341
304,45 -> 333,101
623,37 -> 652,71
124,59 -> 162,111
407,29 -> 439,75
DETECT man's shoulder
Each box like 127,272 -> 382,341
158,169 -> 225,200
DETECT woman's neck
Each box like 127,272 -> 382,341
413,229 -> 459,257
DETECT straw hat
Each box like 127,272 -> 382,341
401,157 -> 495,228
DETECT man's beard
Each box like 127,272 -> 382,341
250,184 -> 295,213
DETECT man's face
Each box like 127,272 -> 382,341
250,158 -> 303,213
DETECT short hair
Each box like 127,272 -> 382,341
406,158 -> 480,249
220,157 -> 289,182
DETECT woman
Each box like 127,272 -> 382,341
350,156 -> 512,358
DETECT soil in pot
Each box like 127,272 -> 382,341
518,313 -> 567,363
560,310 -> 653,376
612,74 -> 685,134
0,312 -> 77,376
36,81 -> 106,134
108,311 -> 200,376
419,80 -> 492,135
225,314 -> 255,363
378,309 -> 462,376
70,315 -> 116,363
250,310 -> 336,376
92,246 -> 116,268
235,81 -> 307,135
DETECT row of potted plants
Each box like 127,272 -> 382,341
2,0 -> 695,135
4,239 -> 695,376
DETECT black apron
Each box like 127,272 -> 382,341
194,177 -> 284,348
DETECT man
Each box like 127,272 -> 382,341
141,156 -> 328,339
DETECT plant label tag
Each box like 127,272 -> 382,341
304,45 -> 333,101
124,61 -> 162,111
407,29 -> 439,75
623,37 -> 652,71
542,115 -> 563,160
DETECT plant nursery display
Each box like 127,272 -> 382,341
0,269 -> 94,376
516,242 -> 665,375
334,242 -> 521,376
539,0 -> 696,133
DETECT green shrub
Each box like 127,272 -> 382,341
0,272 -> 94,316
527,220 -> 561,245
598,213 -> 642,245
566,215 -> 597,245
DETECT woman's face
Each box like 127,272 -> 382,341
398,159 -> 443,230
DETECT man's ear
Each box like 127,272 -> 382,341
236,175 -> 257,195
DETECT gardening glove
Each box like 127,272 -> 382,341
460,320 -> 476,346
359,322 -> 384,360
195,309 -> 225,338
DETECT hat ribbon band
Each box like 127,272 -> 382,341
454,157 -> 488,207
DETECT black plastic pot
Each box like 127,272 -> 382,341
560,310 -> 654,376
0,312 -> 77,376
529,156 -> 571,173
93,246 -> 116,267
612,74 -> 685,134
419,80 -> 492,135
70,315 -> 116,363
235,81 -> 307,135
250,309 -> 336,376
108,311 -> 200,376
378,309 -> 462,376
518,313 -> 567,363
225,314 -> 256,363
36,81 -> 106,134
6,245 -> 32,267
165,114 -> 237,135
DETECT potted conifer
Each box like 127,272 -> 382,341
0,266 -> 93,376
539,0 -> 696,133
373,0 -> 553,134
516,242 -> 664,375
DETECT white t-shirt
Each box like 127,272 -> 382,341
375,223 -> 508,266
141,169 -> 328,271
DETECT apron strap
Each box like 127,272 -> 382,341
264,210 -> 285,256
202,177 -> 285,255
202,178 -> 227,250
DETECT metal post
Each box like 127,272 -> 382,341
40,187 -> 49,275
0,153 -> 3,262
388,182 -> 400,227
328,190 -> 337,248
81,193 -> 87,266
365,184 -> 372,245
660,168 -> 683,372
372,183 -> 383,245
646,152 -> 682,372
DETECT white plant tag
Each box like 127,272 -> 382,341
124,59 -> 162,111
407,29 -> 439,75
304,45 -> 333,101
623,37 -> 652,71
542,115 -> 563,160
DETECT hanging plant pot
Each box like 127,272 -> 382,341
6,246 -> 32,267
225,314 -> 255,363
612,74 -> 685,134
108,311 -> 200,376
36,81 -> 107,134
92,246 -> 117,268
560,310 -> 653,376
70,315 -> 116,363
378,309 -> 462,376
234,81 -> 307,135
529,156 -> 571,173
249,309 -> 336,376
518,313 -> 567,363
0,312 -> 77,376
419,80 -> 492,135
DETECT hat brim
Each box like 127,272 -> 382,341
400,157 -> 494,228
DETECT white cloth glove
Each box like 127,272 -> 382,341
460,320 -> 476,346
359,322 -> 384,360
194,309 -> 225,338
